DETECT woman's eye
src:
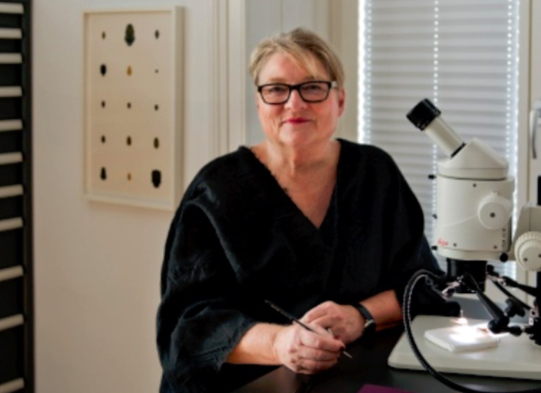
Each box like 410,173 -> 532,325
267,86 -> 287,94
303,84 -> 324,92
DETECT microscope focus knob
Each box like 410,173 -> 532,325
477,193 -> 512,230
514,232 -> 541,272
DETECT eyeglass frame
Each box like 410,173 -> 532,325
257,80 -> 338,105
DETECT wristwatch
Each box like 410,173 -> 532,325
351,303 -> 377,336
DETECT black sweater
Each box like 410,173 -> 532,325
157,139 -> 443,392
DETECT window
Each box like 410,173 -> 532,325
359,0 -> 520,277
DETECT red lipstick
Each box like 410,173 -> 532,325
285,117 -> 309,124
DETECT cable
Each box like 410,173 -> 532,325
486,266 -> 531,312
403,269 -> 541,393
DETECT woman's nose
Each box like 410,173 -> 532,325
285,89 -> 307,109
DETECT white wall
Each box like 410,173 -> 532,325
32,1 -> 333,392
33,1 -> 215,392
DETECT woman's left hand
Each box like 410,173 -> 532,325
300,301 -> 364,344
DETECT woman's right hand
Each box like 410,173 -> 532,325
272,323 -> 345,374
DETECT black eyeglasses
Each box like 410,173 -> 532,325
257,81 -> 337,105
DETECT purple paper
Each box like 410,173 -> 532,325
357,384 -> 413,393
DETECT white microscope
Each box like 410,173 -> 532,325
407,98 -> 541,342
389,100 -> 541,391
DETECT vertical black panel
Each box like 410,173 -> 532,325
0,0 -> 33,391
21,1 -> 35,391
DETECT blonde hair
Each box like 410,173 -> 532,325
248,28 -> 345,89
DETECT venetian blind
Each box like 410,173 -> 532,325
359,0 -> 520,276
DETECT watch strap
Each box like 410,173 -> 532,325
351,303 -> 377,334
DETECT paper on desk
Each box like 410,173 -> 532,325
357,384 -> 413,393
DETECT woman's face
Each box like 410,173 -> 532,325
255,52 -> 345,149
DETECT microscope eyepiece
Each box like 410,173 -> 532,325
407,99 -> 441,131
406,98 -> 464,157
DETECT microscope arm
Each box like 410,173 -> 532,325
457,272 -> 522,335
499,275 -> 539,297
486,265 -> 531,312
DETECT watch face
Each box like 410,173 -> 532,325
364,318 -> 376,334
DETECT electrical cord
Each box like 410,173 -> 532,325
403,269 -> 541,393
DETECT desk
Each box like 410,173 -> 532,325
232,298 -> 541,393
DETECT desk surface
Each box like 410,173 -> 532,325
232,298 -> 541,393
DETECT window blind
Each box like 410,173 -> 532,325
359,0 -> 520,277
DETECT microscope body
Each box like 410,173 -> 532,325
434,138 -> 514,262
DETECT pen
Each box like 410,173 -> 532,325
264,299 -> 353,359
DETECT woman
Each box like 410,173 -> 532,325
157,28 -> 442,392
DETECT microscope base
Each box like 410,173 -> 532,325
388,316 -> 541,380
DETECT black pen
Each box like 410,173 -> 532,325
264,299 -> 352,359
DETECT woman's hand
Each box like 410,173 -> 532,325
301,301 -> 364,344
272,323 -> 345,374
